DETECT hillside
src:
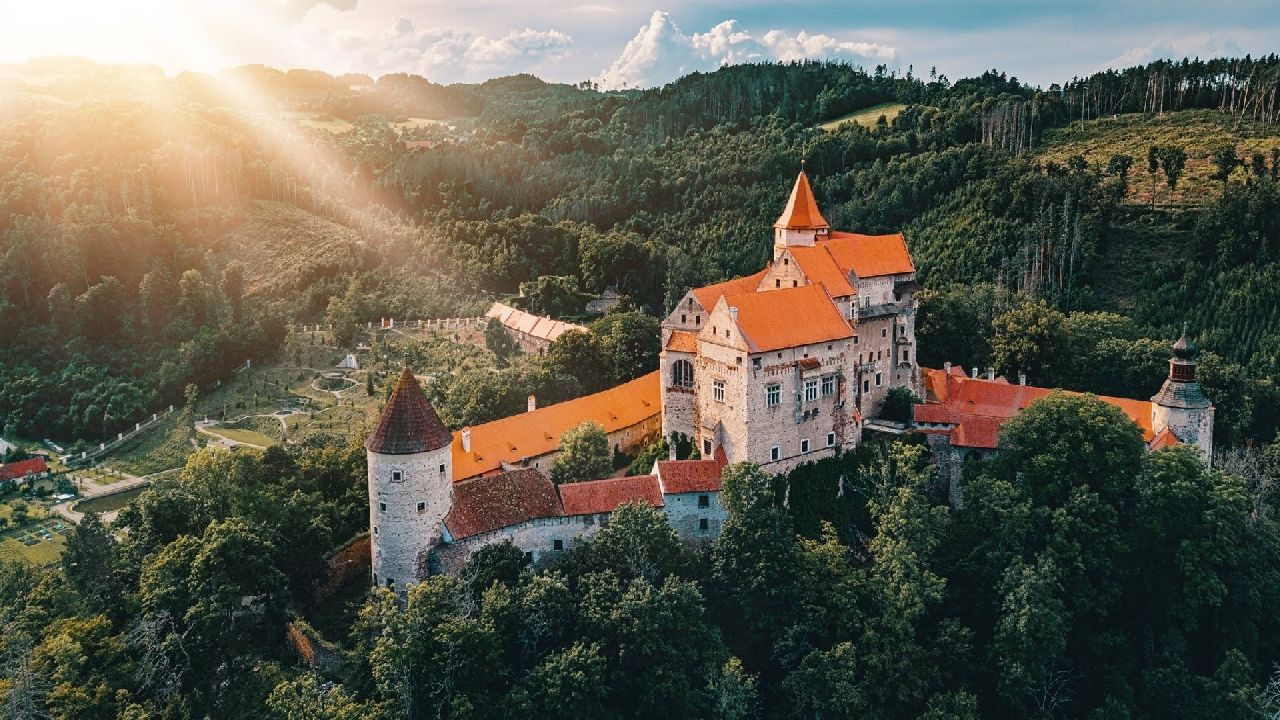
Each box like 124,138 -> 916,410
1036,109 -> 1280,205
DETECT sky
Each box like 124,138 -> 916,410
3,1 -> 1279,90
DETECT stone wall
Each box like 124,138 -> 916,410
433,512 -> 610,574
315,533 -> 371,600
662,491 -> 727,546
368,443 -> 453,590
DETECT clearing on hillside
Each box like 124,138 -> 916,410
1035,109 -> 1280,206
819,102 -> 907,131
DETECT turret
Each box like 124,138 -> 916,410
366,367 -> 454,590
1151,324 -> 1215,461
773,167 -> 830,260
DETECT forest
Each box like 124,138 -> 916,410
2,54 -> 1280,718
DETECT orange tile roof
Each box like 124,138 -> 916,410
715,285 -> 854,353
486,302 -> 586,341
775,170 -> 830,230
913,367 -> 1156,450
655,459 -> 723,494
789,245 -> 855,297
1148,427 -> 1180,451
824,232 -> 915,278
444,468 -> 563,539
689,270 -> 767,312
0,456 -> 48,482
559,474 -> 664,515
665,330 -> 698,353
452,371 -> 661,479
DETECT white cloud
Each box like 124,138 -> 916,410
1098,33 -> 1246,73
595,11 -> 895,90
333,18 -> 572,82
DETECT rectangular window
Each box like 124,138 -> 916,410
801,439 -> 810,453
827,432 -> 836,447
386,578 -> 394,588
753,357 -> 761,369
775,279 -> 781,288
695,316 -> 701,326
853,335 -> 859,344
821,375 -> 834,396
439,464 -> 446,474
524,551 -> 533,563
378,502 -> 387,512
875,372 -> 883,387
417,501 -> 426,513
902,349 -> 910,363
713,380 -> 725,403
681,314 -> 686,323
770,446 -> 780,461
553,539 -> 564,551
863,379 -> 870,393
804,379 -> 818,402
698,494 -> 710,508
373,526 -> 378,536
766,384 -> 781,407
882,327 -> 887,338
703,439 -> 713,457
699,518 -> 709,531
391,470 -> 403,482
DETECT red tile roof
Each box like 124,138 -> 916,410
559,474 -> 664,515
915,366 -> 1157,450
665,330 -> 698,353
775,171 -> 830,230
0,457 -> 47,482
789,245 -> 856,296
443,468 -> 563,540
1148,427 -> 1180,451
366,368 -> 452,455
452,371 -> 660,480
825,232 -> 915,278
690,270 -> 768,312
715,285 -> 854,352
655,459 -> 723,494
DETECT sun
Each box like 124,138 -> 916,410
0,0 -> 289,73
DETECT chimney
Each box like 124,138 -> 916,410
729,306 -> 739,323
461,428 -> 472,453
668,442 -> 677,461
943,361 -> 952,375
527,395 -> 537,413
1018,373 -> 1026,386
986,367 -> 995,381
971,367 -> 979,379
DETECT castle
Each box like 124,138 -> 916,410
366,170 -> 1214,589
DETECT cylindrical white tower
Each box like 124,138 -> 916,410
366,367 -> 454,590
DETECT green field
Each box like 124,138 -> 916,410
203,426 -> 278,448
391,117 -> 447,132
819,102 -> 907,131
0,500 -> 68,566
1036,109 -> 1280,206
281,110 -> 354,133
74,486 -> 147,515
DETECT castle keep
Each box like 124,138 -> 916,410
366,170 -> 1212,589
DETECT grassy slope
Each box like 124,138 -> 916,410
1036,109 -> 1280,206
819,102 -> 906,131
221,201 -> 370,300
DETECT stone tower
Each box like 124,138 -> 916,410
773,168 -> 830,260
366,367 -> 454,590
1151,325 -> 1215,461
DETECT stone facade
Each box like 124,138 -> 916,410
367,440 -> 452,589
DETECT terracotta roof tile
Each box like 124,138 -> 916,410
665,330 -> 698,353
825,232 -> 915,278
1148,427 -> 1180,451
443,468 -> 563,540
656,459 -> 723,494
913,367 -> 1156,450
559,474 -> 664,515
689,270 -> 768,312
775,171 -> 830,230
0,457 -> 47,482
715,285 -> 854,352
789,245 -> 855,296
452,371 -> 660,479
366,368 -> 452,455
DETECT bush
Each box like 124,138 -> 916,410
881,386 -> 921,423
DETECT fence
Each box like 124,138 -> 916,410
291,317 -> 485,334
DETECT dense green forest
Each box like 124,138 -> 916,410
3,54 -> 1280,718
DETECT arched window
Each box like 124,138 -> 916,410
672,359 -> 694,388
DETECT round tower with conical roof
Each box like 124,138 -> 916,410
1151,325 -> 1215,461
366,367 -> 454,590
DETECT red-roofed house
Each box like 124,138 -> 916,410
0,456 -> 48,485
913,331 -> 1214,506
654,456 -> 728,543
661,168 -> 919,472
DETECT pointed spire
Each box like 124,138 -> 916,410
774,168 -> 830,231
366,367 -> 452,454
1172,322 -> 1195,359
